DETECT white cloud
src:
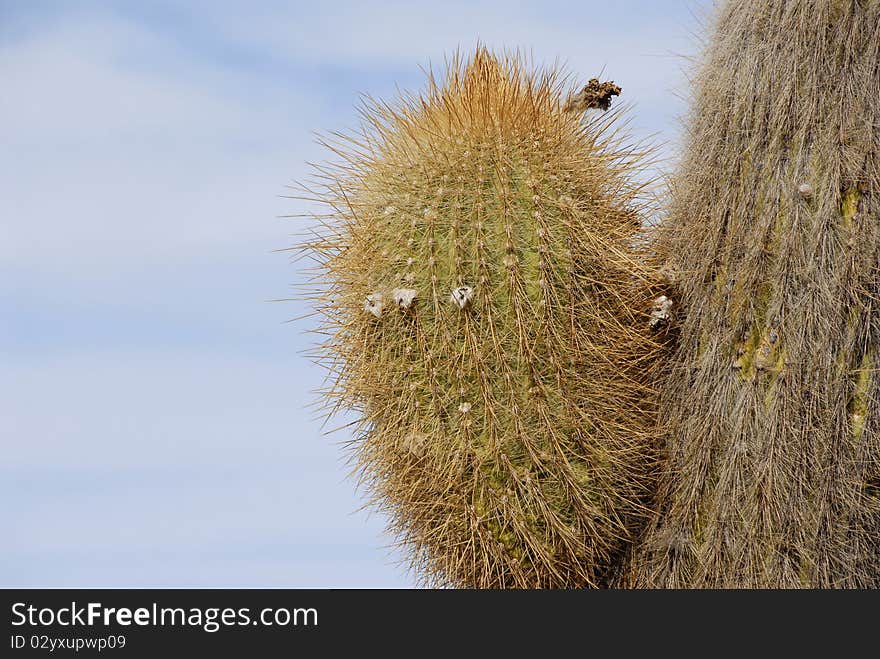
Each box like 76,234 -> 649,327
2,21 -> 228,142
203,0 -> 701,106
0,16 -> 325,271
0,350 -> 327,468
0,348 -> 411,586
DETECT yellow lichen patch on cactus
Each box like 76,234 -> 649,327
849,350 -> 872,440
299,48 -> 667,588
841,187 -> 860,230
731,279 -> 783,383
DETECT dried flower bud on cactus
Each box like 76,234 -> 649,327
449,286 -> 474,310
563,78 -> 622,113
392,288 -> 417,311
364,293 -> 384,318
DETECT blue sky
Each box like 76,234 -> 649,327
1,0 -> 710,587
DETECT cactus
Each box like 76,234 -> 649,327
301,49 -> 667,588
628,0 -> 880,587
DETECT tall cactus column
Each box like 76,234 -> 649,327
303,50 -> 667,588
632,0 -> 880,587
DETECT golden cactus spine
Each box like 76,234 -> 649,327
629,0 -> 880,588
301,49 -> 668,588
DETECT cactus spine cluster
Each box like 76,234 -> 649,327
303,49 -> 667,588
629,0 -> 880,587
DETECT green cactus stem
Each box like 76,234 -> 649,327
300,49 -> 668,588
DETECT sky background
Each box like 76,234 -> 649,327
2,0 -> 711,587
